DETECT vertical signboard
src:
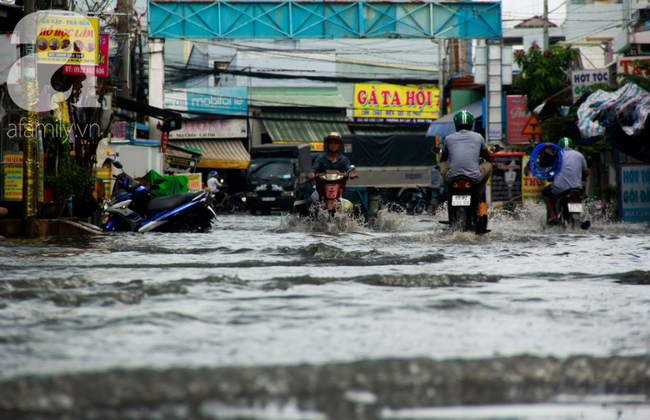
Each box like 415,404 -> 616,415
506,95 -> 532,145
63,33 -> 109,77
490,153 -> 525,202
619,165 -> 650,221
522,155 -> 545,203
3,153 -> 23,200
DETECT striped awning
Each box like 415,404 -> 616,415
261,113 -> 351,152
168,139 -> 250,169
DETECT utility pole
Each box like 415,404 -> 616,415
21,0 -> 38,236
543,0 -> 549,51
116,0 -> 131,99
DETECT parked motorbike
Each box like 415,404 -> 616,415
232,191 -> 246,213
310,165 -> 357,216
405,186 -> 430,215
550,188 -> 591,230
101,160 -> 218,233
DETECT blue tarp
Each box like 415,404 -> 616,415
426,100 -> 483,138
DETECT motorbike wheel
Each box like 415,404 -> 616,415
224,197 -> 236,214
413,201 -> 426,215
182,212 -> 211,233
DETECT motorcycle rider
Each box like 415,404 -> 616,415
543,137 -> 589,225
207,170 -> 229,208
308,132 -> 356,202
438,110 -> 494,196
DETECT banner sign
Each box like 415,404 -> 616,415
165,87 -> 247,116
353,84 -> 439,123
571,68 -> 610,100
506,95 -> 533,145
490,153 -> 525,202
168,119 -> 247,140
619,165 -> 650,222
36,14 -> 99,66
63,33 -> 109,77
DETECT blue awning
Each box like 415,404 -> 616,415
426,100 -> 484,138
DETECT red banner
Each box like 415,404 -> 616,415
160,131 -> 168,153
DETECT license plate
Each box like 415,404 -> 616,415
567,203 -> 583,213
262,197 -> 275,202
452,195 -> 471,206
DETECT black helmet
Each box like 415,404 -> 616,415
325,132 -> 343,143
324,132 -> 343,150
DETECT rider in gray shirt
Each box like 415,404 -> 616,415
543,137 -> 589,225
439,110 -> 494,196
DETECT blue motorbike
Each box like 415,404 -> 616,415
101,160 -> 218,233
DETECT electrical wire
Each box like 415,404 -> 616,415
530,143 -> 563,180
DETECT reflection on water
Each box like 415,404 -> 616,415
0,205 -> 649,419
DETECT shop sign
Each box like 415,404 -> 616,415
506,95 -> 532,145
63,33 -> 109,77
165,87 -> 247,116
36,14 -> 99,66
165,154 -> 197,171
617,56 -> 650,76
571,68 -> 610,101
353,84 -> 439,123
620,165 -> 650,222
168,119 -> 247,140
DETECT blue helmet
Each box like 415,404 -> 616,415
209,170 -> 218,178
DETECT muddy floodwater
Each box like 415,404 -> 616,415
1,203 -> 649,420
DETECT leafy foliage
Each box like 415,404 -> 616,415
41,115 -> 91,202
45,164 -> 92,202
514,44 -> 580,113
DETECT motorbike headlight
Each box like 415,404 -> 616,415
281,191 -> 294,197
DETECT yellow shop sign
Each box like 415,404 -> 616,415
353,84 -> 439,123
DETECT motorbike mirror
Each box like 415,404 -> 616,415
151,185 -> 160,191
431,147 -> 441,154
113,161 -> 123,169
154,178 -> 165,185
348,165 -> 356,172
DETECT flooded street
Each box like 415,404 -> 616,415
1,203 -> 649,419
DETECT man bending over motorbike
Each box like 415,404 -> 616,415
543,137 -> 589,226
438,110 -> 494,196
207,170 -> 229,208
308,132 -> 356,201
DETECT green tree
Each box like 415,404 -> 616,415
514,44 -> 580,113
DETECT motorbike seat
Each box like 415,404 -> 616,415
146,192 -> 204,213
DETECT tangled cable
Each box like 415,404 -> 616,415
529,143 -> 563,179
